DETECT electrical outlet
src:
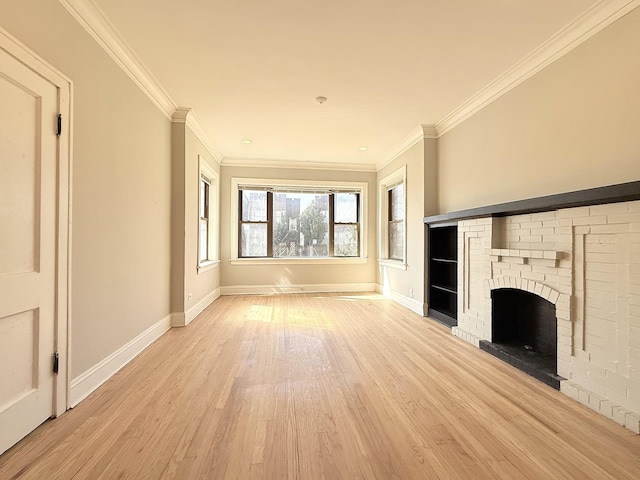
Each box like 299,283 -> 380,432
409,288 -> 413,298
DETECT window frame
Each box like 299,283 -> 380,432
231,178 -> 368,265
330,192 -> 360,257
378,165 -> 407,270
197,156 -> 220,272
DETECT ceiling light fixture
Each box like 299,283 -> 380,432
315,96 -> 327,104
242,139 -> 252,144
359,147 -> 368,151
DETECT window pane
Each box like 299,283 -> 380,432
334,193 -> 357,223
389,221 -> 404,260
273,192 -> 328,257
242,190 -> 267,222
334,224 -> 358,257
200,180 -> 206,219
241,224 -> 267,257
199,218 -> 208,262
390,184 -> 404,221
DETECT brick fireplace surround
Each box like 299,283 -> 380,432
426,183 -> 640,434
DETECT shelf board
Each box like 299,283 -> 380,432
431,284 -> 457,295
431,257 -> 457,264
424,180 -> 640,224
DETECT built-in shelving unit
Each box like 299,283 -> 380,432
427,224 -> 458,327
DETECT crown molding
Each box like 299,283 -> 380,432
172,107 -> 191,123
185,112 -> 224,164
222,157 -> 377,173
377,124 -> 436,171
59,0 -> 222,164
435,0 -> 640,136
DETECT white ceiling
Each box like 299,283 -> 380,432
91,0 -> 599,167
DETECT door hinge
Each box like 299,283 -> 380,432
56,114 -> 62,136
53,352 -> 59,375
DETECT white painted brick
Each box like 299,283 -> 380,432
607,213 -> 640,225
548,290 -> 560,304
557,206 -> 591,218
522,271 -> 545,282
590,224 -> 630,234
560,380 -> 579,398
521,221 -> 543,229
534,282 -> 544,296
590,202 -> 632,215
532,265 -> 560,275
588,392 -> 606,412
578,390 -> 591,407
574,349 -> 591,362
587,262 -> 616,273
554,226 -> 573,235
574,226 -> 591,234
520,235 -> 543,243
584,270 -> 616,283
531,227 -> 555,236
613,406 -> 630,426
599,399 -> 616,417
531,212 -> 557,221
573,216 -> 608,226
625,413 -> 640,434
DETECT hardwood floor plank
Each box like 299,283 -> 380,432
1,293 -> 640,479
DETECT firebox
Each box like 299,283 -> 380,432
479,288 -> 565,389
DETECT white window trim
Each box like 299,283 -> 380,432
198,155 -> 220,273
230,177 -> 368,265
378,165 -> 407,270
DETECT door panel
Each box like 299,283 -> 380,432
0,46 -> 58,455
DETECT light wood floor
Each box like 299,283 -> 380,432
2,293 -> 640,479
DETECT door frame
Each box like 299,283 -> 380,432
0,27 -> 72,416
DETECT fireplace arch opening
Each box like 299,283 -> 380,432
492,288 -> 557,359
479,287 -> 563,389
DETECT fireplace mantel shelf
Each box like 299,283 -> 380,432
490,249 -> 560,260
424,180 -> 640,225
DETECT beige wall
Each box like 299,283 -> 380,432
0,0 -> 173,377
184,127 -> 220,307
377,141 -> 428,310
438,7 -> 640,213
170,121 -> 220,319
220,166 -> 377,290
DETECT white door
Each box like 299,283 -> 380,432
0,45 -> 59,455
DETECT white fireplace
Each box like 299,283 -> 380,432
450,200 -> 640,434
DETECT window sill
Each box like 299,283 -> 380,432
378,259 -> 407,270
230,257 -> 368,266
198,260 -> 220,274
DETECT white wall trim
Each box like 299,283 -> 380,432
221,283 -> 377,296
69,314 -> 172,407
58,0 -> 222,164
186,288 -> 220,326
222,157 -> 376,172
435,0 -> 640,136
375,284 -> 425,316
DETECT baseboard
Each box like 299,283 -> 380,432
376,284 -> 425,316
220,283 -> 377,296
186,288 -> 220,325
69,314 -> 172,407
